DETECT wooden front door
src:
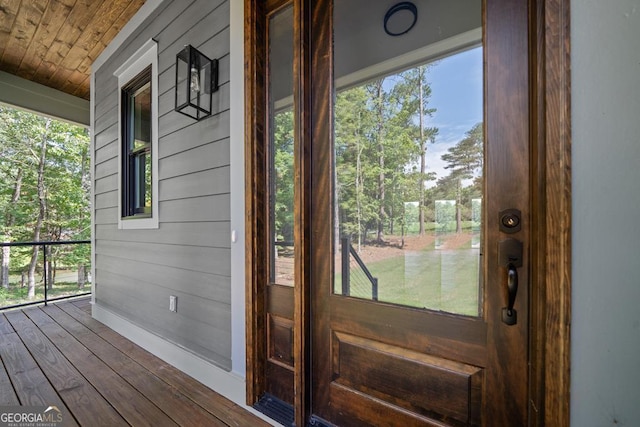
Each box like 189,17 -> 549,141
308,1 -> 529,426
246,0 -> 571,426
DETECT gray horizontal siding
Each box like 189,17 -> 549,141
94,122 -> 117,150
160,194 -> 231,222
95,158 -> 118,181
94,175 -> 117,196
160,138 -> 230,178
94,191 -> 118,210
160,167 -> 230,200
96,253 -> 230,302
94,141 -> 118,166
95,273 -> 231,369
160,110 -> 230,157
96,222 -> 230,249
92,0 -> 232,369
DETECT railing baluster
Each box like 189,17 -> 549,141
43,243 -> 48,306
342,235 -> 378,301
341,236 -> 351,297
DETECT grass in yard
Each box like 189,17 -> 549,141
0,279 -> 90,308
338,240 -> 480,316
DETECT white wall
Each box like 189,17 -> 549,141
571,1 -> 640,425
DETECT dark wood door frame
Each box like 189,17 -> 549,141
244,0 -> 571,425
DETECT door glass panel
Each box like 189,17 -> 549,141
333,1 -> 483,316
269,5 -> 295,286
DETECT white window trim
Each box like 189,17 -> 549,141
114,39 -> 159,230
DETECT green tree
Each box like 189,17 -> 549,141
0,106 -> 90,298
441,122 -> 483,233
334,65 -> 439,246
335,85 -> 378,250
272,109 -> 295,243
395,65 -> 438,235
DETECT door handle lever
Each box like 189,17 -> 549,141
502,263 -> 518,325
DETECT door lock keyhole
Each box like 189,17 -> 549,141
499,209 -> 521,233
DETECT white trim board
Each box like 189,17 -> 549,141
229,0 -> 247,378
0,71 -> 89,126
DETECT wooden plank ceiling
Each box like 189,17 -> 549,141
0,0 -> 146,100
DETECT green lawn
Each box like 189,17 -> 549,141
0,274 -> 90,308
339,245 -> 480,316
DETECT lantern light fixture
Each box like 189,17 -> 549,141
175,45 -> 219,121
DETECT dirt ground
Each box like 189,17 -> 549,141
275,233 -> 477,285
352,232 -> 475,264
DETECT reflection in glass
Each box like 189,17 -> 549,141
133,83 -> 151,150
269,6 -> 295,286
333,29 -> 483,316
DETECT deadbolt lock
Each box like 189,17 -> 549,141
499,209 -> 521,233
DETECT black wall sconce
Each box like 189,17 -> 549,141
175,45 -> 219,121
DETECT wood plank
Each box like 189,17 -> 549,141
0,0 -> 48,74
41,304 -> 229,427
57,301 -> 271,427
534,0 -> 572,425
0,315 -> 20,406
15,0 -> 75,81
70,297 -> 91,313
41,0 -> 105,81
0,358 -> 19,406
0,312 -> 15,335
61,0 -> 144,72
0,314 -> 80,425
0,1 -> 21,62
4,309 -> 141,426
78,0 -> 147,75
22,307 -> 179,427
0,1 -> 20,32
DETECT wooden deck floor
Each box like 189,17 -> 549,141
0,298 -> 271,427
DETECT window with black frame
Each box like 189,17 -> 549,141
121,66 -> 152,218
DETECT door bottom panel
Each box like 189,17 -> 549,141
331,332 -> 482,426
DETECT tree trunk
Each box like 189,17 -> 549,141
1,169 -> 23,289
78,264 -> 86,289
356,140 -> 363,252
28,119 -> 50,299
46,247 -> 54,290
418,67 -> 426,236
456,179 -> 463,234
375,80 -> 386,243
0,246 -> 9,289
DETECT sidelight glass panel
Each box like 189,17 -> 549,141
268,5 -> 295,286
333,1 -> 483,316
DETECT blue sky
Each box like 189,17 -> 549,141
422,46 -> 483,185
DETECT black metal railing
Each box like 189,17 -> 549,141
0,240 -> 91,310
341,236 -> 378,301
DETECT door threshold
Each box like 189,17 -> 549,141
254,393 -> 294,427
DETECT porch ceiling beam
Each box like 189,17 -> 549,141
0,70 -> 89,127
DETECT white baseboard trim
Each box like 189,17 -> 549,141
92,303 -> 277,425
